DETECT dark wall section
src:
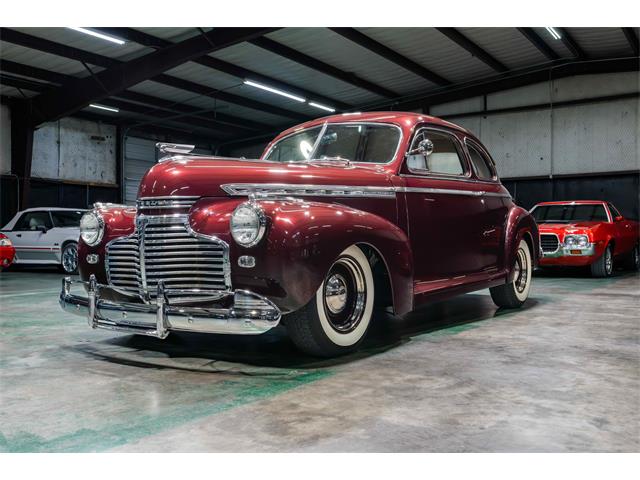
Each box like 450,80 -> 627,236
0,176 -> 119,227
503,172 -> 640,220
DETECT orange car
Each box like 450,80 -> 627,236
531,200 -> 639,277
0,233 -> 16,270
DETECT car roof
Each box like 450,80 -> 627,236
534,200 -> 607,206
14,207 -> 88,214
273,111 -> 470,140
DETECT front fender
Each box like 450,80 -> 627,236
190,197 -> 414,314
504,206 -> 539,282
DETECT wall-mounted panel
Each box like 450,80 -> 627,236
552,98 -> 638,175
479,110 -> 552,178
32,118 -> 116,184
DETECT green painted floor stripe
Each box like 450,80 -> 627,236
0,369 -> 332,453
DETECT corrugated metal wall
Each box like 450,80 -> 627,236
124,137 -> 157,205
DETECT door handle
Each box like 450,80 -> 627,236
16,234 -> 22,237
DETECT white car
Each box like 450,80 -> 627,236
0,208 -> 87,273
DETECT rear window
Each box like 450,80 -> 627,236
532,204 -> 609,223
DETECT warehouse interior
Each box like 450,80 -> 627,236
0,27 -> 639,453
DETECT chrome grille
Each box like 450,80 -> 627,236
106,215 -> 231,301
540,234 -> 560,253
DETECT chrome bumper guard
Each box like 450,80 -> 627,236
542,243 -> 596,258
59,275 -> 281,338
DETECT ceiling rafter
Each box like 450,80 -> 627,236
249,36 -> 399,99
0,28 -> 309,124
94,28 -> 351,111
621,28 -> 639,57
26,27 -> 278,126
0,58 -> 270,132
517,28 -> 560,61
556,28 -> 587,59
329,28 -> 452,86
435,28 -> 508,72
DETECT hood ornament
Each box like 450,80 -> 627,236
156,143 -> 195,162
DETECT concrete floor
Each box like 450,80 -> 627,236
0,266 -> 638,452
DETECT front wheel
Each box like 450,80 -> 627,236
59,242 -> 78,274
590,245 -> 613,278
624,244 -> 639,271
490,238 -> 532,309
284,245 -> 375,357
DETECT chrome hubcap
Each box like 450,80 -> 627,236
514,247 -> 528,294
323,256 -> 367,333
325,273 -> 348,314
62,245 -> 78,273
605,249 -> 612,274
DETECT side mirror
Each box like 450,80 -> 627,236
406,138 -> 434,157
615,215 -> 624,222
37,225 -> 48,233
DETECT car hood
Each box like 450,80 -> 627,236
538,221 -> 602,230
138,156 -> 395,198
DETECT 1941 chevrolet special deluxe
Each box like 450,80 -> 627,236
60,112 -> 539,357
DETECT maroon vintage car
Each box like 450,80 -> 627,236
60,112 -> 539,356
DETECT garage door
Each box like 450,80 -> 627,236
124,137 -> 157,205
124,137 -> 213,205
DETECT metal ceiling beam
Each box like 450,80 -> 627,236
0,59 -> 269,132
435,28 -> 508,72
0,28 -> 308,123
556,28 -> 587,59
328,28 -> 451,86
621,28 -> 639,57
249,36 -> 398,99
517,28 -> 560,61
0,71 -> 243,138
27,27 -> 277,126
94,28 -> 351,111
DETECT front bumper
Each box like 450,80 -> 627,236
59,275 -> 281,338
539,243 -> 597,266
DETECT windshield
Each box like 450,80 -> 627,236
264,123 -> 401,164
532,204 -> 609,223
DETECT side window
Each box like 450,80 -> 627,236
607,203 -> 621,219
467,142 -> 495,180
406,130 -> 465,176
14,211 -> 53,231
51,210 -> 84,227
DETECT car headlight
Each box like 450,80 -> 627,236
230,202 -> 266,247
564,234 -> 589,248
80,211 -> 104,246
0,237 -> 12,247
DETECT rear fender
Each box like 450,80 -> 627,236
504,206 -> 539,282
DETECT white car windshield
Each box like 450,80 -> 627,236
264,123 -> 401,164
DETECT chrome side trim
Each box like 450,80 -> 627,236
222,183 -> 397,198
221,183 -> 512,199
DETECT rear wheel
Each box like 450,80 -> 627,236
490,239 -> 532,309
624,244 -> 639,271
591,245 -> 613,278
59,242 -> 78,274
284,245 -> 375,357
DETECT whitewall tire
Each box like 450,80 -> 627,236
490,238 -> 532,308
285,245 -> 375,357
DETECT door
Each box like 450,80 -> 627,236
465,138 -> 509,272
402,128 -> 488,288
608,202 -> 634,254
5,210 -> 57,263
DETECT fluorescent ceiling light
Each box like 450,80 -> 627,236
89,103 -> 119,113
244,80 -> 305,102
68,27 -> 126,45
545,27 -> 561,40
308,102 -> 335,113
